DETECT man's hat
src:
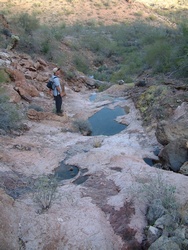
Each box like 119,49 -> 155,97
53,67 -> 60,73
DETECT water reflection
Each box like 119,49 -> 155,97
88,106 -> 127,136
54,162 -> 79,180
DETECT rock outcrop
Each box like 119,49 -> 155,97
155,102 -> 188,173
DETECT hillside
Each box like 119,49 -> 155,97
1,0 -> 188,27
0,1 -> 187,167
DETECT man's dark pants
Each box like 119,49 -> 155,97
54,95 -> 62,113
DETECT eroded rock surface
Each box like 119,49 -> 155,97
0,50 -> 188,249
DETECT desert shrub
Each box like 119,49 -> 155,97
81,33 -> 117,57
12,13 -> 39,35
52,50 -> 69,67
133,172 -> 179,220
0,69 -> 10,84
93,71 -> 110,82
33,176 -> 58,212
41,39 -> 53,55
144,40 -> 172,73
94,63 -> 121,82
9,14 -> 43,54
140,24 -> 167,46
85,19 -> 98,27
93,64 -> 114,82
28,104 -> 43,112
64,70 -> 77,81
24,26 -> 60,59
93,56 -> 105,67
110,64 -> 135,83
0,95 -> 21,131
52,23 -> 66,41
81,35 -> 103,53
32,27 -> 54,53
173,21 -> 188,77
0,35 -> 7,49
92,138 -> 102,148
98,84 -> 109,92
73,53 -> 91,74
73,119 -> 92,135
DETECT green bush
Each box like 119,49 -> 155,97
132,172 -> 178,219
172,22 -> 188,77
73,53 -> 91,74
5,11 -> 188,79
0,95 -> 21,132
33,176 -> 58,212
12,13 -> 39,35
28,104 -> 43,112
73,119 -> 92,135
0,69 -> 10,84
98,84 -> 109,92
81,33 -> 117,57
144,40 -> 172,73
93,71 -> 110,82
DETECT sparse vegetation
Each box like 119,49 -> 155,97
0,95 -> 21,132
1,2 -> 187,81
0,70 -> 22,132
73,119 -> 92,135
136,173 -> 178,214
73,53 -> 91,74
0,69 -> 10,84
33,176 -> 58,212
92,138 -> 102,148
28,104 -> 44,112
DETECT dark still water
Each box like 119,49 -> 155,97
54,162 -> 79,181
88,106 -> 127,136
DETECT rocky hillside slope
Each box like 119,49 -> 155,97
1,0 -> 187,26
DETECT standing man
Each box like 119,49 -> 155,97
51,67 -> 66,116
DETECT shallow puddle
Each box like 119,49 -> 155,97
88,106 -> 127,136
143,158 -> 159,167
54,161 -> 79,181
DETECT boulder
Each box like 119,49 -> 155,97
155,102 -> 188,145
35,73 -> 49,83
154,214 -> 176,230
5,85 -> 21,103
147,226 -> 162,245
14,87 -> 32,103
6,67 -> 39,99
37,58 -> 47,66
179,161 -> 188,176
182,239 -> 188,250
24,70 -> 37,80
27,109 -> 63,121
159,138 -> 188,172
173,226 -> 186,240
179,202 -> 188,225
148,235 -> 181,250
146,199 -> 167,225
0,189 -> 19,250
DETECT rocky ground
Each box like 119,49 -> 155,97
0,50 -> 188,249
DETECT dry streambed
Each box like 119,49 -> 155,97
0,88 -> 187,249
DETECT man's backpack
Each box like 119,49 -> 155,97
46,76 -> 57,90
